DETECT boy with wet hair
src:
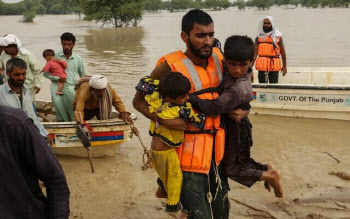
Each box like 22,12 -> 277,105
136,72 -> 206,219
189,35 -> 283,198
42,49 -> 67,95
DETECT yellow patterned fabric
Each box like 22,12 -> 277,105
135,76 -> 206,147
151,148 -> 183,206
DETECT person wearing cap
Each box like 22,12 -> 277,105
252,16 -> 287,83
0,34 -> 43,100
73,75 -> 131,124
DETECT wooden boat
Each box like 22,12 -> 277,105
36,100 -> 137,157
251,67 -> 350,120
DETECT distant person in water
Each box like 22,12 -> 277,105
42,49 -> 67,95
252,16 -> 287,83
189,35 -> 283,198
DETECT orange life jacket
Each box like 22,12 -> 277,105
255,36 -> 282,72
156,47 -> 225,174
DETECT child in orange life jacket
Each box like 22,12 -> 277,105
135,72 -> 206,218
42,49 -> 67,95
188,35 -> 283,198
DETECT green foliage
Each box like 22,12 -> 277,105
253,0 -> 274,9
33,3 -> 46,15
23,10 -> 36,22
144,0 -> 163,12
81,0 -> 144,28
234,0 -> 246,10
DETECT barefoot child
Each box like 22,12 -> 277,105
188,35 -> 283,198
135,73 -> 206,218
42,49 -> 67,95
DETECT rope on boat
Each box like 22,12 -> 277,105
128,122 -> 153,170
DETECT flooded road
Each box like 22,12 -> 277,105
1,7 -> 349,218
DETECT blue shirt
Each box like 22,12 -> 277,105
0,82 -> 48,137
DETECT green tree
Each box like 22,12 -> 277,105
253,0 -> 274,9
290,0 -> 299,7
167,0 -> 191,12
33,3 -> 46,15
235,0 -> 246,10
23,10 -> 36,22
144,0 -> 163,11
81,0 -> 143,28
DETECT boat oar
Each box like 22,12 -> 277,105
76,113 -> 95,173
128,122 -> 153,170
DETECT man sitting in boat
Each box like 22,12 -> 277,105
0,57 -> 52,145
73,74 -> 131,124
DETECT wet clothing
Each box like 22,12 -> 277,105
42,59 -> 67,79
151,149 -> 183,212
181,162 -> 229,219
0,106 -> 70,218
0,48 -> 44,101
73,81 -> 126,124
43,50 -> 86,121
258,70 -> 279,84
189,71 -> 267,187
0,82 -> 48,137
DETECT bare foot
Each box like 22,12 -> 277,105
268,170 -> 283,198
167,211 -> 188,219
56,91 -> 64,95
155,187 -> 167,199
264,181 -> 271,192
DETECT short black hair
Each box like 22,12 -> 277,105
158,72 -> 191,99
224,35 -> 255,62
43,49 -> 55,58
182,9 -> 213,35
60,32 -> 76,43
6,57 -> 27,73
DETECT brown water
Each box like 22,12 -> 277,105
1,7 -> 350,218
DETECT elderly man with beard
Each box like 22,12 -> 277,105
252,16 -> 287,83
0,57 -> 52,145
0,34 -> 43,99
133,9 -> 249,219
73,75 -> 131,124
44,32 -> 86,122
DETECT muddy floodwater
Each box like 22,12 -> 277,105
1,7 -> 350,218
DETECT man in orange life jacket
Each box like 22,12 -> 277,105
252,16 -> 287,83
133,9 -> 248,219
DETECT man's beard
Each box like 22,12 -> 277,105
188,38 -> 212,59
63,48 -> 72,54
8,77 -> 24,87
263,26 -> 273,33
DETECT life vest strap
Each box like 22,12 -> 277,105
185,129 -> 217,135
191,87 -> 219,96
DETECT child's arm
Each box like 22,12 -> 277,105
41,61 -> 51,73
178,103 -> 206,129
188,86 -> 243,116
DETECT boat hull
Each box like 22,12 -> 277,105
36,100 -> 136,157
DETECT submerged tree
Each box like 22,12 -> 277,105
81,0 -> 143,27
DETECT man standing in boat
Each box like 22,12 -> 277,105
44,32 -> 86,122
74,75 -> 131,124
0,58 -> 52,144
0,37 -> 5,85
133,9 -> 248,219
0,34 -> 44,99
252,16 -> 287,83
0,105 -> 70,218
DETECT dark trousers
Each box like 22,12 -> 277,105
181,162 -> 229,219
258,71 -> 279,83
84,108 -> 100,120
